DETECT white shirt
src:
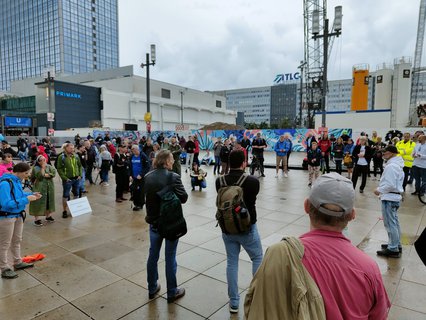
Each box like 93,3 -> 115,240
413,143 -> 426,169
357,146 -> 368,166
378,156 -> 404,202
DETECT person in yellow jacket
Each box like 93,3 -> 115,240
396,132 -> 416,191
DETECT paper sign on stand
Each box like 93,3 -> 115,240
67,197 -> 92,217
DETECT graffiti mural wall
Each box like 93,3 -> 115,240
93,128 -> 353,152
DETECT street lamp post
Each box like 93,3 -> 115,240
298,61 -> 307,127
312,6 -> 342,128
179,90 -> 184,125
43,67 -> 55,132
140,44 -> 156,133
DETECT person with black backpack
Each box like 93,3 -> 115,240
144,150 -> 188,304
215,149 -> 263,314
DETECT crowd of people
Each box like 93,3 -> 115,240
0,129 -> 425,318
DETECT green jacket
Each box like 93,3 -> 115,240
56,153 -> 83,181
29,165 -> 56,216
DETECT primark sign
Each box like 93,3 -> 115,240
55,90 -> 82,99
273,72 -> 300,84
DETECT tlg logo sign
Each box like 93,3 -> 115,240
274,72 -> 301,84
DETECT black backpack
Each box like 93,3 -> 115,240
156,173 -> 187,240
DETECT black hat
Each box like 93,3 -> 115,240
384,146 -> 399,154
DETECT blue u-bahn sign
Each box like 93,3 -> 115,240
4,117 -> 32,127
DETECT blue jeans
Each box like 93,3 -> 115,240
381,200 -> 401,252
147,225 -> 178,298
191,177 -> 206,189
100,168 -> 109,183
18,150 -> 27,161
80,168 -> 86,193
213,156 -> 221,174
222,224 -> 263,307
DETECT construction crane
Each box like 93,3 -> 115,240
303,0 -> 327,128
409,0 -> 426,126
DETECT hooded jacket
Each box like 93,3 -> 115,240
377,156 -> 404,202
0,173 -> 32,216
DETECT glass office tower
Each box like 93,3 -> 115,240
0,0 -> 118,90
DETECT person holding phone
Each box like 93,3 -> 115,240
0,162 -> 42,279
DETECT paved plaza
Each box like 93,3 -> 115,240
0,156 -> 425,319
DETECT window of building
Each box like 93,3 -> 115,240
161,88 -> 171,99
216,100 -> 222,108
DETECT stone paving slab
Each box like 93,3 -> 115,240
1,163 -> 425,319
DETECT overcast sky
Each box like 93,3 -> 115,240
118,0 -> 420,91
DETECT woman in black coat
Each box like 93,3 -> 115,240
352,136 -> 372,193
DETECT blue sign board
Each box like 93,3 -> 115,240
4,117 -> 32,127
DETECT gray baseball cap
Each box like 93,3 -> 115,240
309,173 -> 355,217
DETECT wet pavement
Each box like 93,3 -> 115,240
0,154 -> 425,319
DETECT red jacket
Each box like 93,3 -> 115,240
317,139 -> 332,155
107,144 -> 116,158
194,140 -> 200,154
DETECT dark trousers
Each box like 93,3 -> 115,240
403,166 -> 411,191
115,171 -> 129,199
412,166 -> 426,193
352,165 -> 368,191
373,158 -> 384,177
213,156 -> 221,174
335,159 -> 343,175
132,178 -> 145,208
194,153 -> 200,166
86,163 -> 94,184
323,154 -> 330,173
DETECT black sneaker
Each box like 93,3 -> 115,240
62,211 -> 68,219
376,248 -> 401,258
149,284 -> 161,299
34,220 -> 43,227
133,206 -> 141,211
229,305 -> 239,314
199,186 -> 202,192
167,288 -> 185,303
359,189 -> 364,193
46,216 -> 55,223
381,244 -> 402,253
261,174 -> 265,177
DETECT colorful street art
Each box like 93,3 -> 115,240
93,128 -> 353,152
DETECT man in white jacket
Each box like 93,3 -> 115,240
374,146 -> 404,258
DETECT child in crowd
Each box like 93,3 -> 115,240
190,162 -> 207,191
0,153 -> 14,177
307,142 -> 322,187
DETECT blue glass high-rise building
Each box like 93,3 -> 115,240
0,0 -> 119,91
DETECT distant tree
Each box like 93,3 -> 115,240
259,121 -> 269,129
280,117 -> 292,128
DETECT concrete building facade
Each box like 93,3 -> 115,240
10,66 -> 236,132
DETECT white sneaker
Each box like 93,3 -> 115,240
284,173 -> 288,178
275,174 -> 278,178
103,182 -> 110,186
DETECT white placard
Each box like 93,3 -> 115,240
67,197 -> 92,217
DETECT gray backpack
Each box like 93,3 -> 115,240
216,173 -> 251,234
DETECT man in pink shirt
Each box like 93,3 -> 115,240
301,173 -> 390,319
245,173 -> 390,319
